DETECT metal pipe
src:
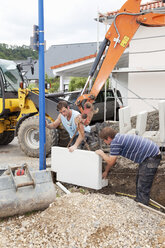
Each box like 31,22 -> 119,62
56,182 -> 71,194
89,38 -> 109,77
113,12 -> 145,47
38,0 -> 46,170
104,81 -> 107,122
81,75 -> 91,95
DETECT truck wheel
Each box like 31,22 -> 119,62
0,131 -> 15,145
57,127 -> 70,147
18,116 -> 58,158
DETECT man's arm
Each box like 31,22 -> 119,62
95,149 -> 117,179
45,114 -> 61,129
68,117 -> 85,152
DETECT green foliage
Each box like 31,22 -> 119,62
68,77 -> 87,91
45,74 -> 60,93
28,83 -> 38,90
0,43 -> 38,60
27,75 -> 60,93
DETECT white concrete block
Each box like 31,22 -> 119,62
136,111 -> 148,136
143,100 -> 165,145
127,111 -> 147,136
51,147 -> 108,190
119,106 -> 131,134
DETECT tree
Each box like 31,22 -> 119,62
45,74 -> 60,93
0,43 -> 38,60
69,77 -> 87,91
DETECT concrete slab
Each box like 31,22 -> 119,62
143,101 -> 165,146
119,106 -> 131,134
136,110 -> 147,135
51,147 -> 108,190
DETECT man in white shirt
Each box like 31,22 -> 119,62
46,101 -> 91,152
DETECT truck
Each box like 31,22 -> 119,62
0,59 -> 70,157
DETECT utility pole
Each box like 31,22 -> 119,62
38,0 -> 46,170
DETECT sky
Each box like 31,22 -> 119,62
0,0 -> 149,49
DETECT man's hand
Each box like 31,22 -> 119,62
45,115 -> 61,129
95,149 -> 104,158
102,171 -> 108,179
45,120 -> 49,128
68,144 -> 77,152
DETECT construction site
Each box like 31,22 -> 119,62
0,0 -> 165,247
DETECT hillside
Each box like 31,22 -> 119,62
0,43 -> 38,60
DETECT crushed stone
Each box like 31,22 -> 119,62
0,193 -> 165,248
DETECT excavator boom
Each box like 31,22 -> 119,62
76,0 -> 165,119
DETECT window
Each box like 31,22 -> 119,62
0,59 -> 22,92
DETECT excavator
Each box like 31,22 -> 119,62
0,0 -> 165,158
76,0 -> 165,123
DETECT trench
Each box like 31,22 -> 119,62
59,149 -> 165,206
89,111 -> 165,206
97,165 -> 165,206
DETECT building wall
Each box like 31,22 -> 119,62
112,73 -> 128,107
128,26 -> 165,116
60,76 -> 70,91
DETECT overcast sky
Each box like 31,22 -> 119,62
0,0 -> 148,49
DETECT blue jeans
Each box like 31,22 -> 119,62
135,154 -> 161,205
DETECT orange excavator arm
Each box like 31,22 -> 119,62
75,0 -> 165,117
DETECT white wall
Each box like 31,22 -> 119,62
128,26 -> 165,116
112,73 -> 128,107
60,76 -> 70,91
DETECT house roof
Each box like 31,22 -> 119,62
51,53 -> 97,70
98,0 -> 165,23
26,42 -> 98,80
51,50 -> 129,77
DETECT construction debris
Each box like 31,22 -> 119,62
0,193 -> 164,247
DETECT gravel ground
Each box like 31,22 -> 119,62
0,193 -> 165,248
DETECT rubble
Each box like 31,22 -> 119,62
0,193 -> 164,248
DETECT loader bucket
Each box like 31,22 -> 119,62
0,164 -> 56,218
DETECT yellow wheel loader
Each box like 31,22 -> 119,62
0,59 -> 69,157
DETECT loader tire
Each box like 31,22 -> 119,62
0,131 -> 15,145
57,127 -> 70,147
18,116 -> 58,158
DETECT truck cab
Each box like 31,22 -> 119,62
0,59 -> 23,117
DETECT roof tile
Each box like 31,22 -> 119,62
99,1 -> 165,18
51,53 -> 96,70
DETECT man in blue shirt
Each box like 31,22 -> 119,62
46,101 -> 91,152
96,127 -> 161,206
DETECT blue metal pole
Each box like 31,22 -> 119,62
38,0 -> 46,170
